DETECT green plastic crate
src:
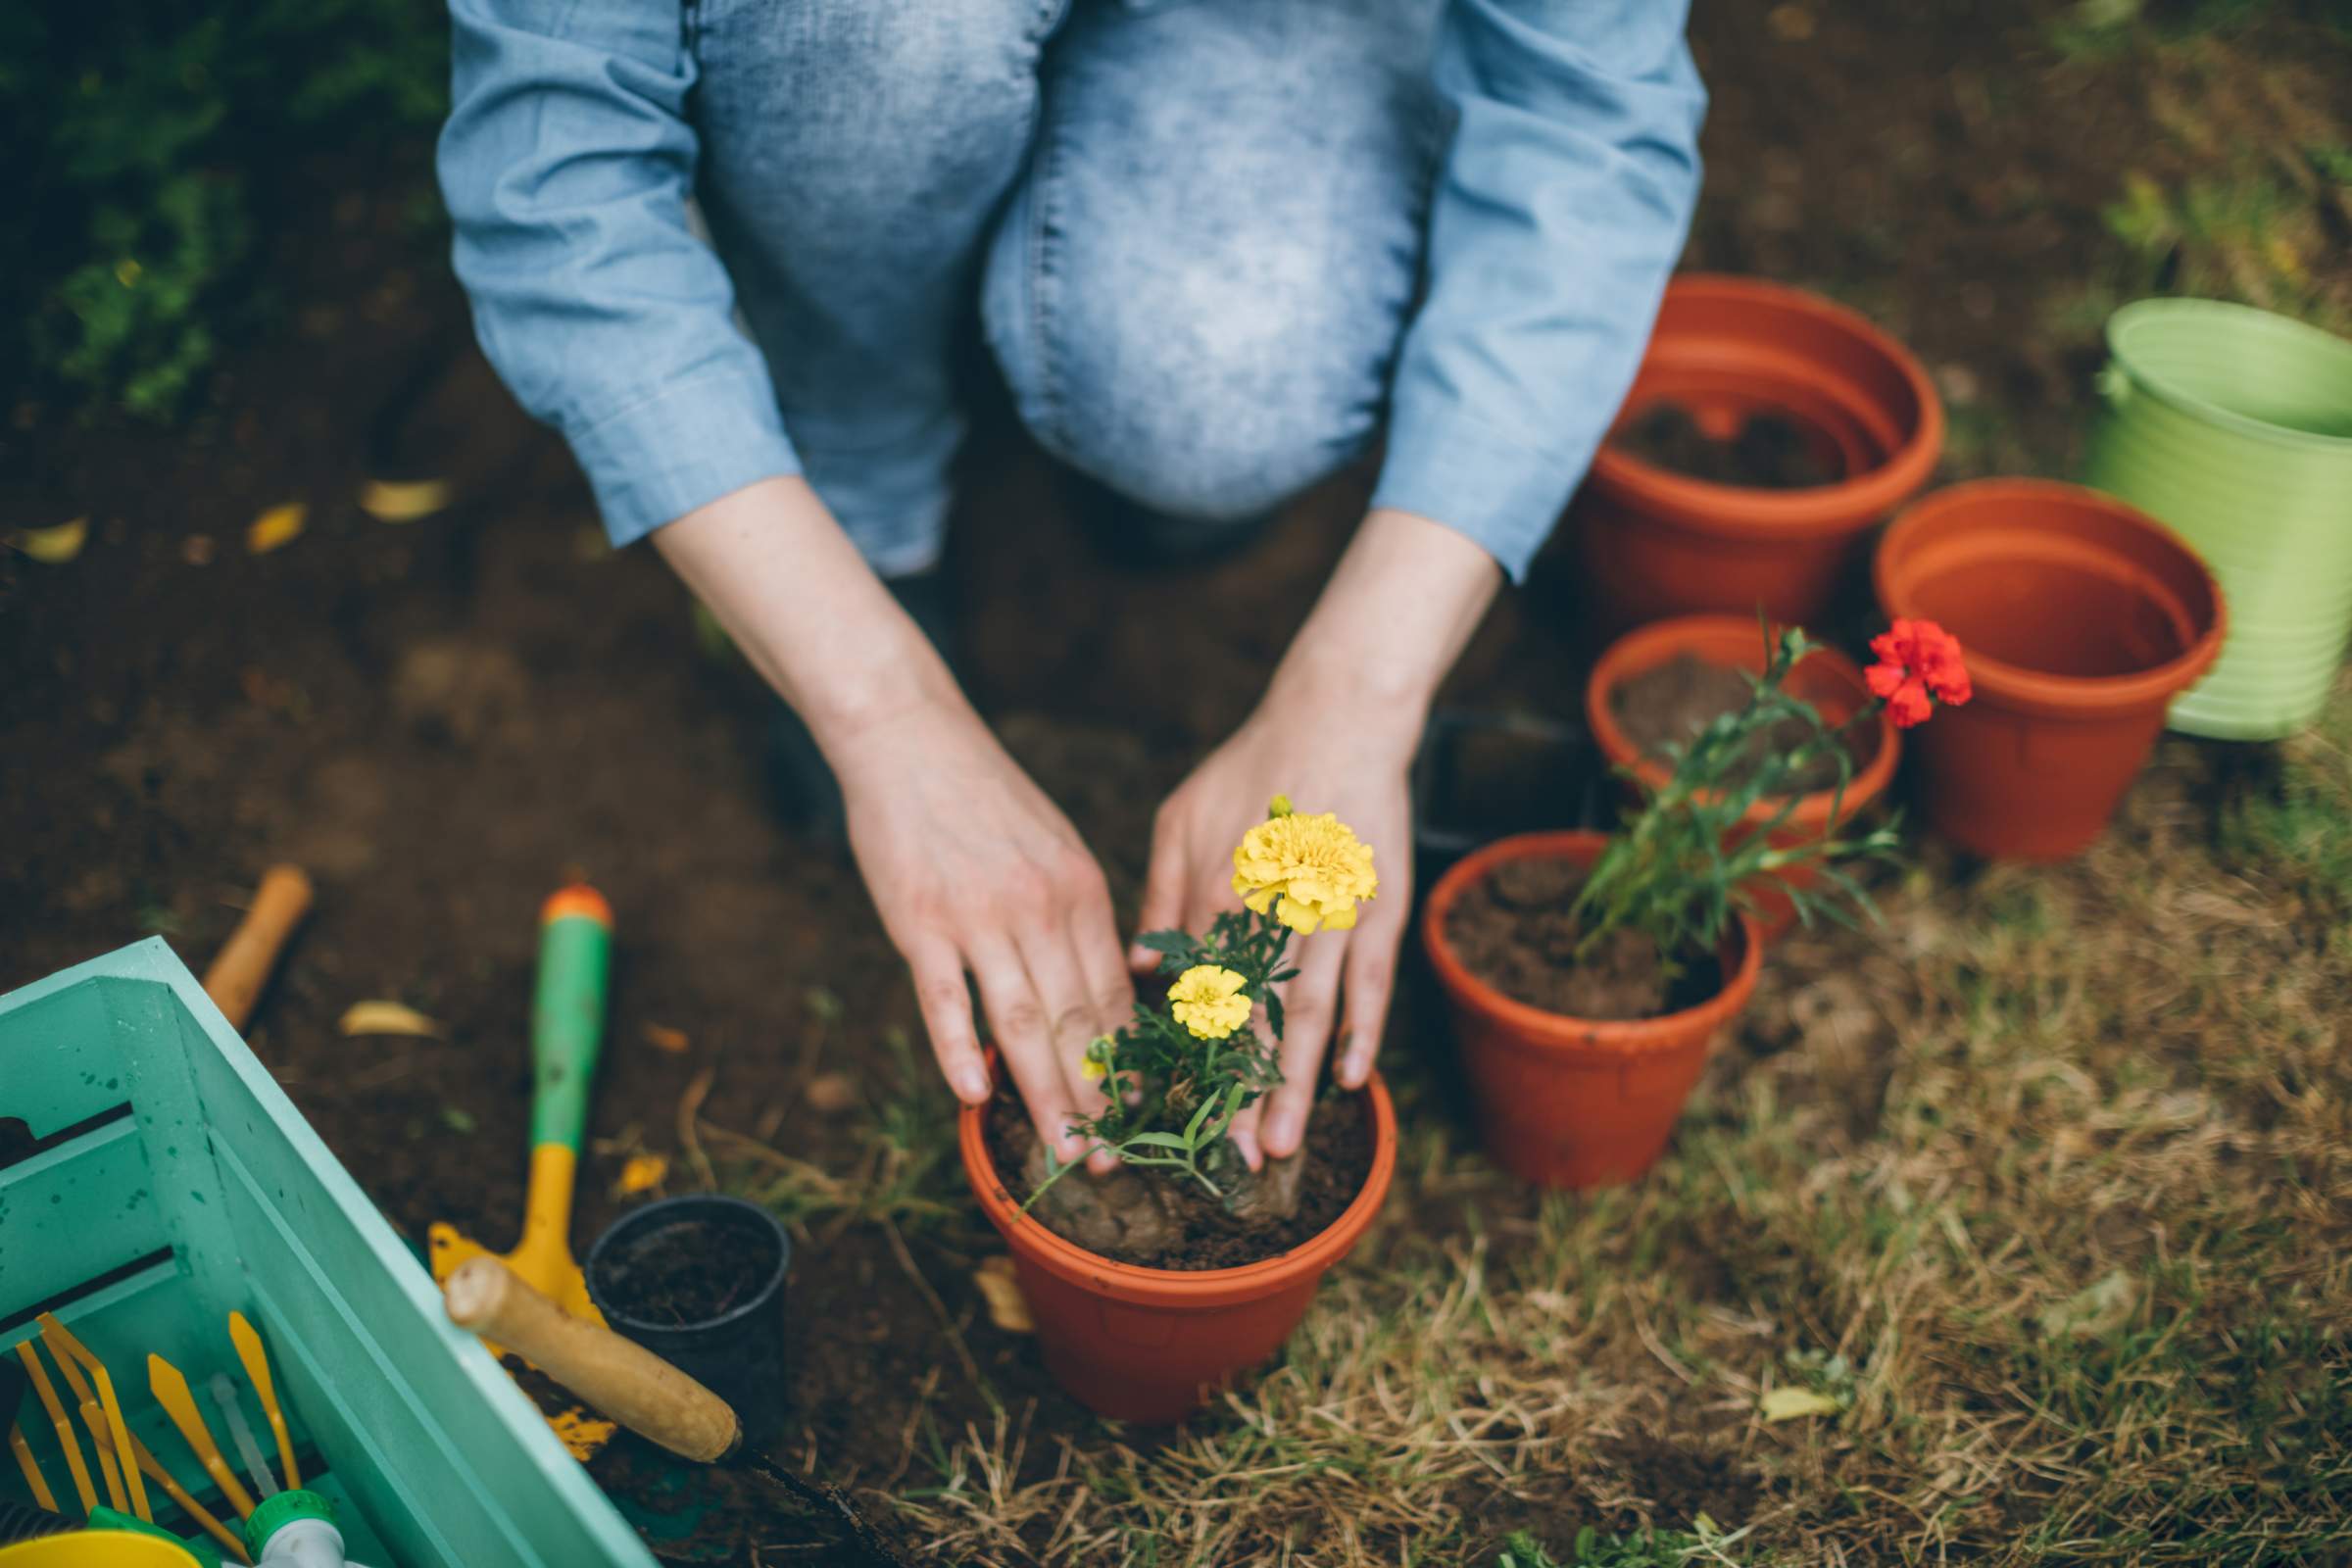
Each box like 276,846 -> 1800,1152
0,939 -> 656,1567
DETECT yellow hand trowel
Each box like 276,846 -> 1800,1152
428,885 -> 620,1459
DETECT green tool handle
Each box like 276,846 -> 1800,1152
530,886 -> 613,1152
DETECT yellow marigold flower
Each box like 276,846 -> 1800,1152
1168,965 -> 1252,1040
1231,809 -> 1377,934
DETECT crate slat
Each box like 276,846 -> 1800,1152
0,1117 -> 166,1309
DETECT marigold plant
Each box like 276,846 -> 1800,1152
1024,798 -> 1376,1207
1575,620 -> 1968,966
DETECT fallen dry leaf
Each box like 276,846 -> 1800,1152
1760,1386 -> 1845,1423
641,1022 -> 690,1054
2037,1269 -> 2137,1342
337,1000 -> 443,1038
359,477 -> 452,523
15,517 -> 88,564
247,503 -> 308,555
804,1072 -> 858,1114
974,1256 -> 1033,1335
613,1153 -> 669,1197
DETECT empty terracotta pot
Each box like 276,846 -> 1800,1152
1575,275 -> 1944,634
1587,616 -> 1898,940
1422,832 -> 1763,1190
958,1061 -> 1396,1425
1874,479 -> 2226,859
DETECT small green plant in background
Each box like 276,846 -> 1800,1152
0,0 -> 449,422
1494,1524 -> 1730,1567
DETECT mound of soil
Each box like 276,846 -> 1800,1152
984,1083 -> 1374,1270
1611,653 -> 1865,795
594,1216 -> 777,1326
1445,858 -> 1722,1021
1612,405 -> 1840,489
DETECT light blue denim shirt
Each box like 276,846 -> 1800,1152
439,0 -> 1702,581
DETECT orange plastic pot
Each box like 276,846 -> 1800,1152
1874,479 -> 2226,860
1587,616 -> 1898,940
1575,275 -> 1944,634
958,1059 -> 1396,1424
1422,832 -> 1763,1190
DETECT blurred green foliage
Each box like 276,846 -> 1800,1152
0,2 -> 448,421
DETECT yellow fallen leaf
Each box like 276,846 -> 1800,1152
614,1153 -> 668,1197
15,518 -> 88,564
642,1022 -> 690,1054
247,503 -> 308,555
974,1256 -> 1033,1335
1760,1386 -> 1845,1424
359,477 -> 452,523
337,1000 -> 443,1038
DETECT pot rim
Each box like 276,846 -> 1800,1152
585,1193 -> 793,1336
1585,613 -> 1900,834
1874,477 -> 2228,718
1587,274 -> 1946,537
2106,298 -> 2352,455
957,1054 -> 1397,1308
1421,830 -> 1765,1058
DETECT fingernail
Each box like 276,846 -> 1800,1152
1339,1033 -> 1369,1089
1232,1124 -> 1263,1171
1264,1105 -> 1302,1159
1055,1134 -> 1089,1165
1086,1147 -> 1120,1175
955,1065 -> 992,1102
1126,945 -> 1155,971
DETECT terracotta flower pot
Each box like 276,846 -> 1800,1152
1874,479 -> 2226,860
958,1064 -> 1396,1425
1422,832 -> 1764,1190
1574,275 -> 1944,634
1586,615 -> 1899,941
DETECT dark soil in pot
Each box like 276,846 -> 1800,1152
1611,652 -> 1870,794
1612,405 -> 1842,489
1442,858 -> 1725,1021
593,1216 -> 777,1326
983,1084 -> 1374,1270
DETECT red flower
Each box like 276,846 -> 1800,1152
1866,619 -> 1971,729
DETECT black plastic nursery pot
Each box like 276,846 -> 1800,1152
1411,710 -> 1604,883
585,1194 -> 794,1443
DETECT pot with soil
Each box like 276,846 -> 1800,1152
586,1195 -> 793,1442
1587,615 -> 1898,940
1874,479 -> 2226,860
1410,709 -> 1604,885
1573,275 -> 1944,635
957,800 -> 1396,1423
1423,624 -> 1966,1188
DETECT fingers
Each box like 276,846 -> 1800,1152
1129,806 -> 1191,971
1337,897 -> 1405,1090
1261,931 -> 1347,1160
970,940 -> 1090,1165
908,938 -> 991,1105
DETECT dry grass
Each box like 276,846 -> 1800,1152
867,687 -> 2352,1566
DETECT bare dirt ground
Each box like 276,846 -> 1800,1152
5,2 -> 2349,1563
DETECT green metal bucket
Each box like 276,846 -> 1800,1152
2083,299 -> 2352,740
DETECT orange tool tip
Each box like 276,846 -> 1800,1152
540,883 -> 613,930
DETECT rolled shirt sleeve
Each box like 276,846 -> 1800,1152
438,0 -> 800,547
1371,0 -> 1706,580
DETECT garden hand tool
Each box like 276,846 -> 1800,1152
202,866 -> 313,1033
441,1257 -> 910,1568
125,1436 -> 248,1564
146,1355 -> 256,1521
226,1315 -> 300,1492
427,883 -> 618,1457
35,1318 -> 146,1523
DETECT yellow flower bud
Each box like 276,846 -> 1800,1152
1267,794 -> 1294,818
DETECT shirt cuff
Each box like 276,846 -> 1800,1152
563,364 -> 803,548
1370,410 -> 1592,583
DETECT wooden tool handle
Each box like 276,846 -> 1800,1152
203,865 -> 314,1031
443,1256 -> 741,1464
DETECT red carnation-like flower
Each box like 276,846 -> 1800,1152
1866,619 -> 1971,730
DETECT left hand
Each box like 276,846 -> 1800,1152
1132,508 -> 1502,1167
1132,687 -> 1419,1166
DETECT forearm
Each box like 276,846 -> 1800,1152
1261,508 -> 1501,750
653,476 -> 965,756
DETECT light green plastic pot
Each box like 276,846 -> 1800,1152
2083,299 -> 2352,740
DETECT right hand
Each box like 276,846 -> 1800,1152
831,697 -> 1134,1168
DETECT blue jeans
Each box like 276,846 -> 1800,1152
692,0 -> 1446,575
